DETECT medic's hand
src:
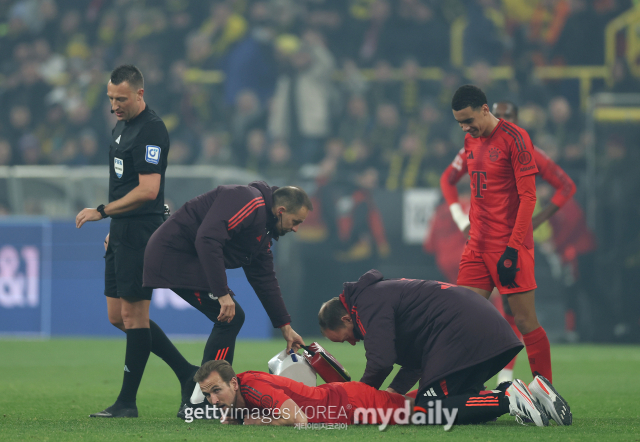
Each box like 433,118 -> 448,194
217,294 -> 235,323
280,324 -> 305,353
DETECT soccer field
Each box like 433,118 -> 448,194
0,339 -> 638,441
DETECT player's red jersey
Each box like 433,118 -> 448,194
445,120 -> 538,252
236,371 -> 407,424
534,147 -> 576,208
442,142 -> 575,223
237,371 -> 352,423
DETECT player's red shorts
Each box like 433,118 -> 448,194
457,243 -> 537,295
339,382 -> 407,425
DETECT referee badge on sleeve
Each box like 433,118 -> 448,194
145,145 -> 161,164
114,157 -> 123,178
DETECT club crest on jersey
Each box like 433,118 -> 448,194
489,147 -> 500,162
145,145 -> 160,164
518,151 -> 532,165
114,157 -> 124,178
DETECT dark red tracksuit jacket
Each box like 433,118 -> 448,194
341,270 -> 523,394
143,181 -> 290,328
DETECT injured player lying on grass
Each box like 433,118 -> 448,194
189,360 -> 564,429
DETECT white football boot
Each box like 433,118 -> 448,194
505,379 -> 549,426
528,375 -> 572,426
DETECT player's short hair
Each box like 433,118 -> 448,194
110,64 -> 144,91
493,101 -> 519,117
318,297 -> 348,331
451,85 -> 487,111
273,186 -> 313,213
194,360 -> 236,384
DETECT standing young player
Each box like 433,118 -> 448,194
441,100 -> 576,384
447,85 -> 553,388
76,65 -> 197,418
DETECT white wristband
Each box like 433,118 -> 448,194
449,203 -> 470,232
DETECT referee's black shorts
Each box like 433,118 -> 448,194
105,215 -> 163,300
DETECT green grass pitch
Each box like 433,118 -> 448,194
0,338 -> 638,441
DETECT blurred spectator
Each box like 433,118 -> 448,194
338,95 -> 371,145
434,66 -> 464,110
348,0 -> 395,66
35,103 -> 66,162
463,0 -> 507,65
78,128 -> 101,165
546,96 -> 580,150
34,38 -> 66,84
526,0 -> 571,66
56,137 -> 83,165
316,138 -> 346,183
0,138 -> 13,166
8,105 -> 33,157
368,102 -> 402,160
230,90 -> 267,164
222,1 -> 277,106
197,2 -> 248,67
196,132 -> 233,166
367,60 -> 400,110
7,61 -> 52,124
398,58 -> 426,119
466,60 -> 511,103
304,0 -> 349,60
383,132 -> 428,190
392,0 -> 449,66
551,0 -> 607,65
19,133 -> 41,165
423,135 -> 457,188
407,100 -> 444,148
333,165 -> 390,264
268,30 -> 336,164
168,138 -> 194,165
264,139 -> 297,184
608,57 -> 640,93
244,128 -> 268,172
595,133 -> 640,340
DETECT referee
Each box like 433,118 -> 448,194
76,65 -> 197,418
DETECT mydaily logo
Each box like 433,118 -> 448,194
354,400 -> 458,431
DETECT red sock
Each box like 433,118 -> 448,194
522,326 -> 552,383
406,389 -> 418,399
504,313 -> 522,370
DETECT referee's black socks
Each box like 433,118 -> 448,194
116,328 -> 151,405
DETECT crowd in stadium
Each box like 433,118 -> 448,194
0,0 -> 635,172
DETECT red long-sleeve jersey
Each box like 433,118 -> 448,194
441,123 -> 576,251
440,120 -> 539,252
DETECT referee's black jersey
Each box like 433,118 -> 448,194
108,105 -> 169,219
